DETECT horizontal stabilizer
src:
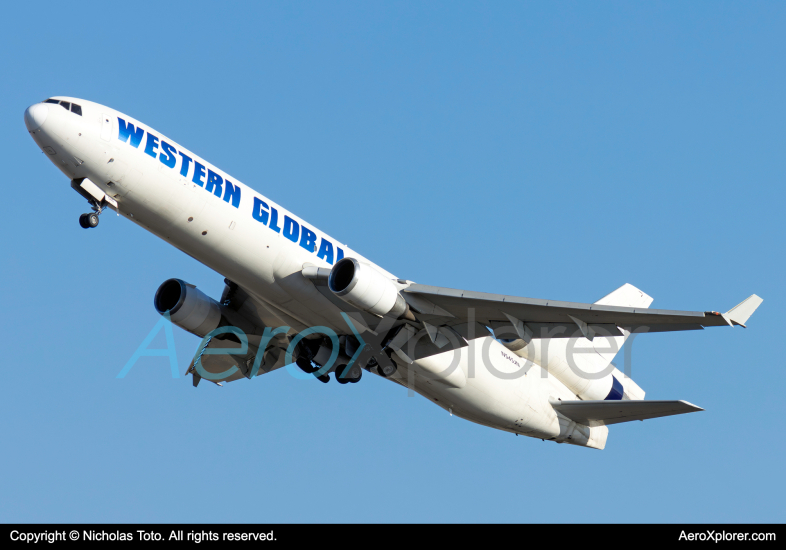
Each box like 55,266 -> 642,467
551,399 -> 703,427
725,294 -> 763,327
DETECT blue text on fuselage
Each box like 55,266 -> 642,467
116,117 -> 343,265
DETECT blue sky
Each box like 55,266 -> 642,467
1,1 -> 783,522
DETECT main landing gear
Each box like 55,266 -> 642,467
78,199 -> 102,229
367,356 -> 397,378
295,357 -> 331,384
294,337 -> 397,385
335,363 -> 362,385
295,356 -> 362,384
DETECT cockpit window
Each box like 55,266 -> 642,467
42,98 -> 82,115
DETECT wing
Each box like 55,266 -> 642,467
401,284 -> 762,340
551,399 -> 703,427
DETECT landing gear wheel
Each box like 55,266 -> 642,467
316,374 -> 330,384
347,364 -> 362,383
296,357 -> 318,374
335,364 -> 349,384
87,212 -> 99,228
78,214 -> 89,228
377,363 -> 397,377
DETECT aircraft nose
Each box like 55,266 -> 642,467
24,103 -> 49,132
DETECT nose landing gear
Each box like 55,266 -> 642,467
78,200 -> 102,229
79,212 -> 99,228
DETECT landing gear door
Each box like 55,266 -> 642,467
101,113 -> 113,142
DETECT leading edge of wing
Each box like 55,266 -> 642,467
402,283 -> 758,330
550,399 -> 704,427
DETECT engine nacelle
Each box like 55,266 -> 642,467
495,328 -> 643,401
154,278 -> 221,338
328,258 -> 409,318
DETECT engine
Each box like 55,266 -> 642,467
328,258 -> 411,318
494,326 -> 644,401
154,278 -> 221,338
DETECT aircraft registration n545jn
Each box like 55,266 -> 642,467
24,97 -> 763,449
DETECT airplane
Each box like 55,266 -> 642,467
23,96 -> 763,449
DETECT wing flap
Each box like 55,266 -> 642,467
185,332 -> 291,387
551,399 -> 703,427
402,283 -> 758,337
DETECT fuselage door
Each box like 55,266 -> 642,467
100,113 -> 113,142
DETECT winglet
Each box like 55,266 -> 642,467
725,294 -> 763,327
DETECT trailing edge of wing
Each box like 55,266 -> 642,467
402,284 -> 762,337
550,399 -> 704,427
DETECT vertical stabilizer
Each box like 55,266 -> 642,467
594,282 -> 653,309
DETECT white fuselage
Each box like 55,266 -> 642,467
24,97 -> 607,449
